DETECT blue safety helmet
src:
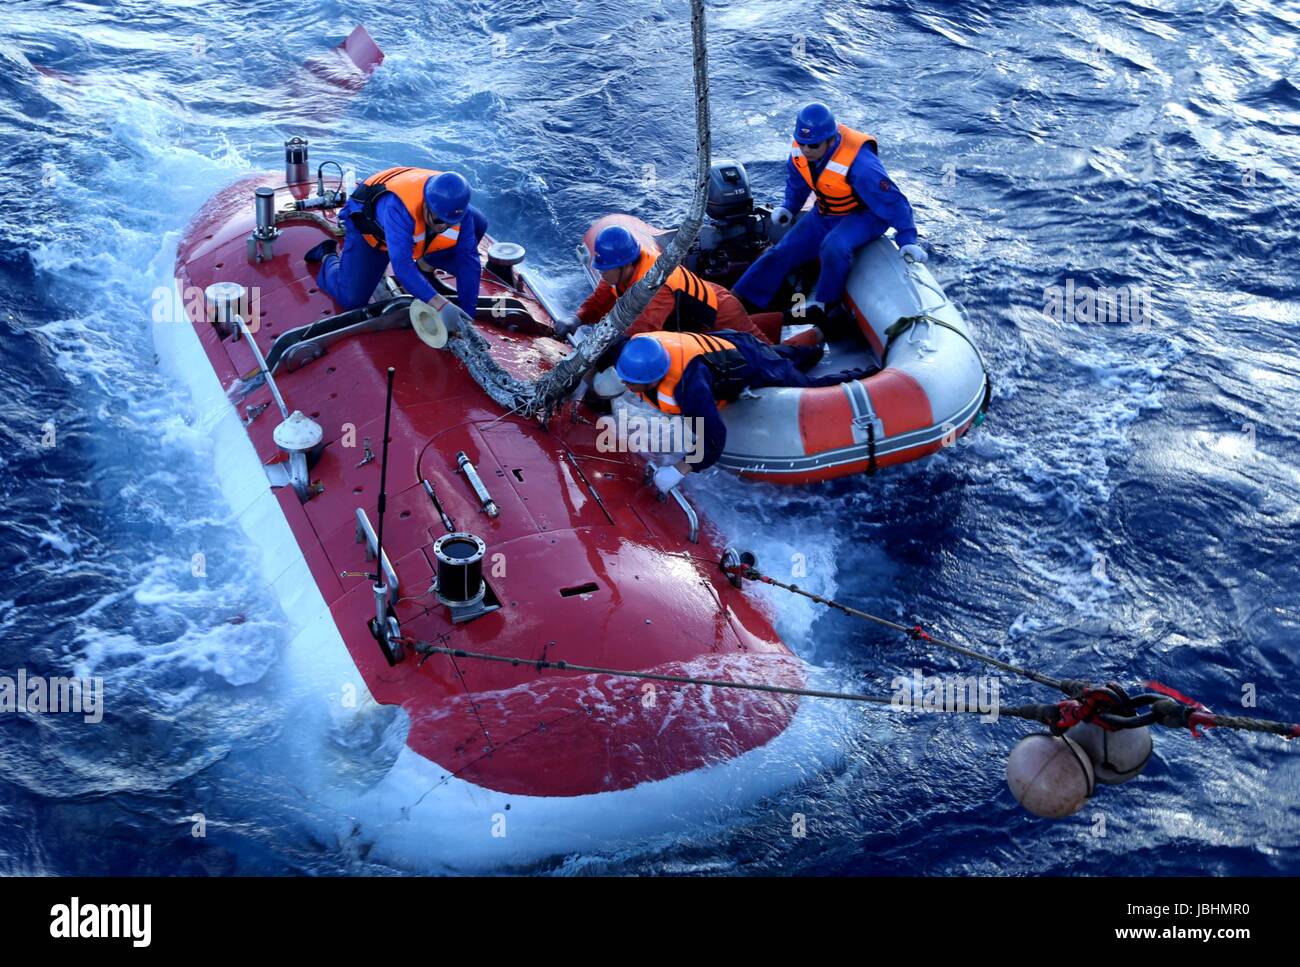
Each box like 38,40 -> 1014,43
615,336 -> 671,385
424,171 -> 471,224
592,225 -> 643,271
793,102 -> 838,145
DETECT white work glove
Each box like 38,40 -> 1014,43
568,377 -> 591,402
653,465 -> 685,494
771,206 -> 794,227
900,243 -> 928,264
592,368 -> 627,398
554,315 -> 580,338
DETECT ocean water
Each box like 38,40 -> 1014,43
1,0 -> 1297,875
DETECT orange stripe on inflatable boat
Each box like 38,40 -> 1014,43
866,369 -> 934,438
798,384 -> 855,453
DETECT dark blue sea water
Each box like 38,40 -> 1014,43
1,0 -> 1297,875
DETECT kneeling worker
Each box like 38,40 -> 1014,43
614,330 -> 867,494
566,225 -> 779,343
310,167 -> 487,316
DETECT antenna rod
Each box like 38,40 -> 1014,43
374,367 -> 396,584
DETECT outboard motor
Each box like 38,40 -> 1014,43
693,160 -> 769,285
706,160 -> 753,221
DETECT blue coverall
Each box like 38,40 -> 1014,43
731,134 -> 918,310
318,193 -> 488,314
660,329 -> 865,470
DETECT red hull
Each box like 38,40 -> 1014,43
172,174 -> 802,799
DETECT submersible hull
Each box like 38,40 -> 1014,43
162,168 -> 826,866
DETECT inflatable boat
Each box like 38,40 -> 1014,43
583,161 -> 990,485
160,140 -> 842,868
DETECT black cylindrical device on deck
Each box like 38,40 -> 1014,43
254,186 -> 276,235
485,241 -> 526,288
433,533 -> 487,607
285,137 -> 309,185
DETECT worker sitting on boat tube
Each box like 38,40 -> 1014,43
613,330 -> 868,494
308,167 -> 487,316
731,103 -> 926,326
563,225 -> 779,343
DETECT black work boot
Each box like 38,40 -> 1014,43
304,239 -> 338,264
804,342 -> 827,370
782,300 -> 827,330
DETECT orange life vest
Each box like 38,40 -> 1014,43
631,331 -> 744,415
614,250 -> 719,330
790,125 -> 879,216
350,166 -> 462,260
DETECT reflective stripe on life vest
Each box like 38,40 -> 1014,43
790,125 -> 880,216
414,223 -> 459,254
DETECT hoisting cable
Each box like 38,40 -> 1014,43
440,0 -> 714,420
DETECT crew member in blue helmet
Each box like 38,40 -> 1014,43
568,224 -> 774,341
307,167 -> 487,315
613,330 -> 869,493
731,103 -> 926,325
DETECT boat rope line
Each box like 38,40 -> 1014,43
386,563 -> 1297,813
882,312 -> 992,418
406,640 -> 887,703
396,640 -> 1300,741
445,647 -> 497,757
714,561 -> 1300,741
722,559 -> 1064,689
884,313 -> 976,367
384,548 -> 1300,743
383,646 -> 1243,817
